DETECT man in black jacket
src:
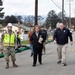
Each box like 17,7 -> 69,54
53,23 -> 73,66
30,26 -> 45,67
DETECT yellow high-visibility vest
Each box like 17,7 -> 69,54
17,34 -> 21,39
3,33 -> 15,46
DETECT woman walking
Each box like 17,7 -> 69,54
28,28 -> 34,57
30,25 -> 45,67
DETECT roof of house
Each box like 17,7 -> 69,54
13,24 -> 32,31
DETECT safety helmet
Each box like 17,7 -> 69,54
7,23 -> 12,27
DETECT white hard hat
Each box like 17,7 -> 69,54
7,23 -> 12,27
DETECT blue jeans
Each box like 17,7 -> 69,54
30,44 -> 33,54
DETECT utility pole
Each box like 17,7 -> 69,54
68,0 -> 73,28
74,10 -> 75,17
35,0 -> 38,25
62,0 -> 64,23
74,9 -> 75,31
69,0 -> 71,28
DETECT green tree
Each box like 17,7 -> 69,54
10,15 -> 18,23
0,12 -> 4,18
0,0 -> 5,24
58,12 -> 67,25
2,15 -> 18,26
24,15 -> 34,26
45,10 -> 59,29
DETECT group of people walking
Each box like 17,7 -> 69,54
0,22 -> 73,69
28,23 -> 73,67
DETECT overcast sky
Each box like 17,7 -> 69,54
2,0 -> 75,17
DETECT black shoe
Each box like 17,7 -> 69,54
31,53 -> 33,57
62,63 -> 66,66
32,64 -> 36,67
5,63 -> 9,69
6,66 -> 9,69
57,61 -> 61,64
39,62 -> 42,65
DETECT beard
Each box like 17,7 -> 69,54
8,29 -> 12,34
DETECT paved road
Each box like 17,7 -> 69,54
0,32 -> 75,75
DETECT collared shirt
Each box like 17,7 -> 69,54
36,32 -> 39,37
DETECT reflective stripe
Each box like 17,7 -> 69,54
3,43 -> 15,46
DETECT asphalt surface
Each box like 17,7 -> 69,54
0,32 -> 75,75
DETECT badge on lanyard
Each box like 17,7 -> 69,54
64,30 -> 65,32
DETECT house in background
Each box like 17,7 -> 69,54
0,25 -> 24,33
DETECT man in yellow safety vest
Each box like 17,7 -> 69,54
1,23 -> 18,69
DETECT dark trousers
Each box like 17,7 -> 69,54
17,38 -> 21,46
33,46 -> 42,65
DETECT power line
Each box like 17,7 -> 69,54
50,0 -> 68,17
53,0 -> 61,8
51,0 -> 62,10
50,0 -> 69,24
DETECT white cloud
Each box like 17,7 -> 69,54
2,0 -> 75,17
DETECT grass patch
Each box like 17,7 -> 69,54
21,40 -> 29,45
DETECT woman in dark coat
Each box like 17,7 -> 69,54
30,26 -> 45,67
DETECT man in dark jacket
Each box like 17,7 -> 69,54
53,23 -> 73,66
30,26 -> 45,67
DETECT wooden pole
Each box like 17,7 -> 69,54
35,0 -> 38,25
